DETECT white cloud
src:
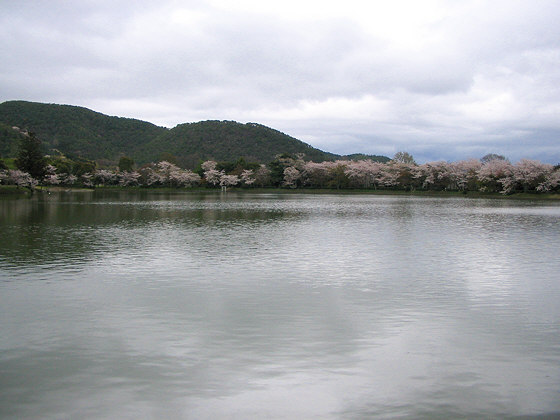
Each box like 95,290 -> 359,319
1,0 -> 560,163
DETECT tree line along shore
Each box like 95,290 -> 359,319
1,132 -> 559,196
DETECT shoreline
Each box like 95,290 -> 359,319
2,185 -> 559,200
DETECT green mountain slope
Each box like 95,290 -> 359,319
138,121 -> 338,168
0,100 -> 388,167
341,153 -> 391,163
0,122 -> 28,158
0,100 -> 166,162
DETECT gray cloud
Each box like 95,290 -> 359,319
1,0 -> 559,163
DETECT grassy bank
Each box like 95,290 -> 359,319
35,186 -> 95,193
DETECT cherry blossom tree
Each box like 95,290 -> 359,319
156,161 -> 179,187
253,164 -> 271,187
283,166 -> 301,187
537,168 -> 560,192
81,172 -> 94,187
268,154 -> 305,186
392,162 -> 417,190
344,160 -> 385,189
240,169 -> 256,186
420,161 -> 452,190
477,158 -> 513,192
170,169 -> 201,187
43,165 -> 61,186
136,162 -> 201,188
219,174 -> 239,190
201,160 -> 217,172
94,169 -> 117,186
118,171 -> 142,186
4,152 -> 556,192
302,161 -> 334,188
378,164 -> 401,188
204,168 -> 224,186
62,174 -> 78,186
513,159 -> 553,192
201,160 -> 224,186
145,166 -> 165,186
449,159 -> 482,191
3,170 -> 38,188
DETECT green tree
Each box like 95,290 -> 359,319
118,156 -> 135,172
268,154 -> 296,187
72,157 -> 96,176
159,152 -> 178,165
392,151 -> 416,165
328,164 -> 350,189
15,132 -> 46,179
480,153 -> 508,164
49,156 -> 73,174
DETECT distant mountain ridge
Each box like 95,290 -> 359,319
0,100 -> 389,167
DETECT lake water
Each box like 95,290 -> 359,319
1,191 -> 559,419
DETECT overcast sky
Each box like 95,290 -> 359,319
1,1 -> 559,163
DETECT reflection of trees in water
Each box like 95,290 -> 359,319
0,192 -> 297,267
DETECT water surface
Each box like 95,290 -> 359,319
1,191 -> 559,419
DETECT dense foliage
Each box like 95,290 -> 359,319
2,101 -> 557,195
136,121 -> 339,168
2,155 -> 559,195
0,122 -> 27,158
342,153 -> 391,163
0,101 -> 166,163
0,101 -> 358,166
15,132 -> 47,179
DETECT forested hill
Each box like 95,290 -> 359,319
0,100 -> 387,167
0,100 -> 166,163
137,121 -> 338,168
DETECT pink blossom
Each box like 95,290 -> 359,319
240,169 -> 256,185
302,161 -> 336,187
94,169 -> 117,186
513,159 -> 553,192
344,160 -> 384,188
118,171 -> 142,186
449,159 -> 482,191
537,169 -> 560,192
253,165 -> 271,187
81,173 -> 94,187
4,170 -> 38,188
201,160 -> 217,172
169,169 -> 200,187
220,174 -> 240,187
283,166 -> 300,187
204,169 -> 224,186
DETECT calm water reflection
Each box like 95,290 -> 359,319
1,191 -> 559,419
